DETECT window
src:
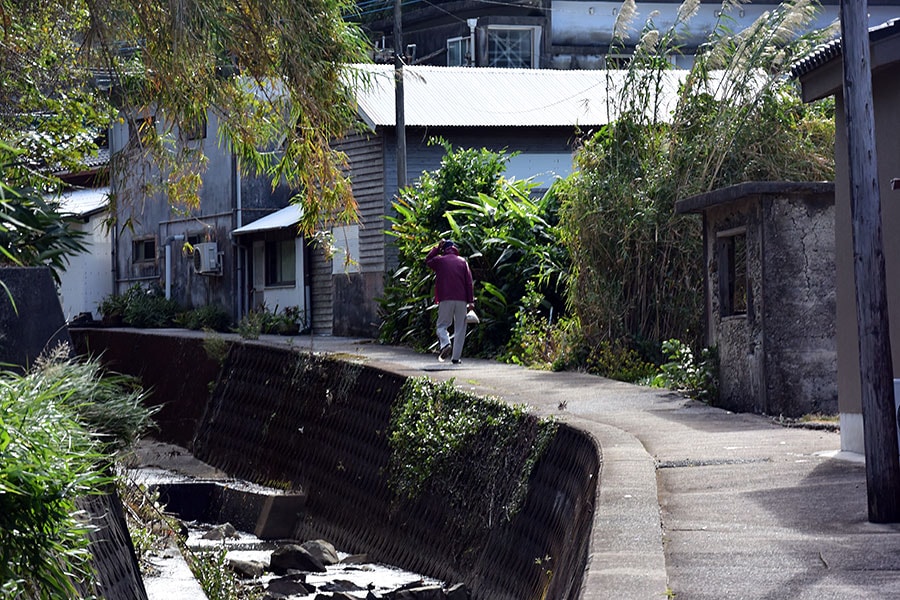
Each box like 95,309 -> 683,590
265,239 -> 296,286
181,114 -> 207,142
487,26 -> 540,68
717,228 -> 748,317
331,225 -> 360,275
132,237 -> 156,263
447,36 -> 469,66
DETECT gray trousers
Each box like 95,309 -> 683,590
436,300 -> 468,361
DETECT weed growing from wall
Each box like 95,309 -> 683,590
388,377 -> 557,540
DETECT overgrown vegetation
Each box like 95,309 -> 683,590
558,0 -> 836,358
177,304 -> 233,333
379,140 -> 566,357
98,284 -> 180,327
0,346 -> 155,598
388,377 -> 557,536
651,339 -> 719,403
235,304 -> 307,339
379,1 -> 836,400
185,544 -> 259,600
98,284 -> 239,332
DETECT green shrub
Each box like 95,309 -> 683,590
236,305 -> 306,339
123,287 -> 180,328
379,140 -> 568,358
99,284 -> 181,328
652,339 -> 719,403
177,304 -> 233,332
34,346 -> 156,452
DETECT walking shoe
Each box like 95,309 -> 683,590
451,359 -> 461,364
438,344 -> 452,362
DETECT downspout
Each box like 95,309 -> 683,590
164,234 -> 185,300
233,153 -> 244,319
467,18 -> 477,67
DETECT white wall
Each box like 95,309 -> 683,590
57,213 -> 113,320
250,237 -> 307,318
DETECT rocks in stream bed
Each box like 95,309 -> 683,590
222,537 -> 469,599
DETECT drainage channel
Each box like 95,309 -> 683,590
127,441 -> 465,599
185,521 -> 445,598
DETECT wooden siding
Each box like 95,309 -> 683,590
336,132 -> 387,273
310,242 -> 333,335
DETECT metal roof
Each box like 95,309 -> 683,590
350,64 -> 689,128
232,204 -> 303,235
58,186 -> 109,217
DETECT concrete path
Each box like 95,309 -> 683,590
271,334 -> 900,600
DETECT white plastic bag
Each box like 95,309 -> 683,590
466,309 -> 480,324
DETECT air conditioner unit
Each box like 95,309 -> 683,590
193,242 -> 219,274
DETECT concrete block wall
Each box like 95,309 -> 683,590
72,330 -> 600,600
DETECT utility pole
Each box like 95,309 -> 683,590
393,0 -> 407,190
840,0 -> 900,522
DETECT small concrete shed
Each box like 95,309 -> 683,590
675,181 -> 837,417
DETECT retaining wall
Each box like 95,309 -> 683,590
72,329 -> 600,600
75,491 -> 149,600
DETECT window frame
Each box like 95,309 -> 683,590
485,25 -> 541,69
132,236 -> 157,264
180,114 -> 207,143
447,35 -> 469,67
264,238 -> 297,287
716,227 -> 748,318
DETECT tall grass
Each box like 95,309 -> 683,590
559,0 -> 836,353
1,345 -> 154,598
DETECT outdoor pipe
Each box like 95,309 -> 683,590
164,234 -> 185,300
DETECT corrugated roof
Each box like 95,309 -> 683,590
232,204 -> 303,235
58,186 -> 109,217
350,64 -> 688,128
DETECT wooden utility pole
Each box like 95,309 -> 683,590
393,0 -> 407,190
840,0 -> 900,522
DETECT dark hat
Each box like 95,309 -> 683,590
443,241 -> 456,249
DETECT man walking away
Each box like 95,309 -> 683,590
425,240 -> 475,364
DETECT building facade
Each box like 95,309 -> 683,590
359,0 -> 894,70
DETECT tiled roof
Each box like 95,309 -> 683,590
790,18 -> 900,79
350,64 -> 689,128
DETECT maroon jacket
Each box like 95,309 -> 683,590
425,245 -> 474,304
